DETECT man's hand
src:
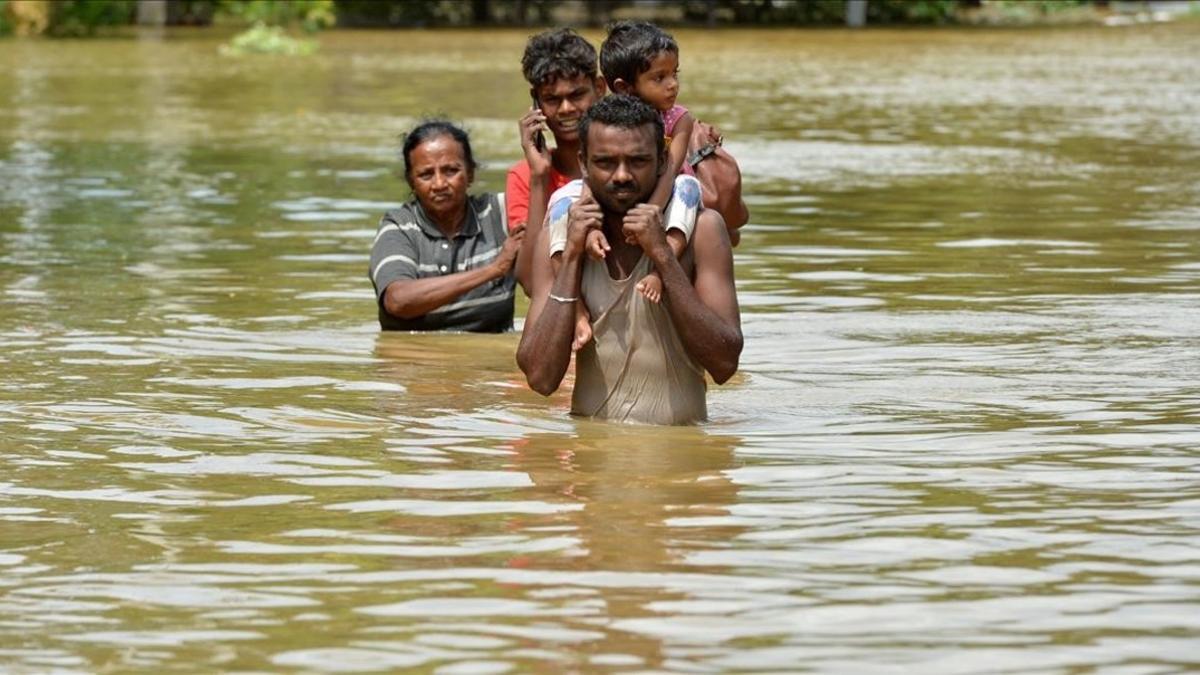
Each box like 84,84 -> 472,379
492,225 -> 525,277
518,108 -> 551,177
565,191 -> 603,258
621,203 -> 670,257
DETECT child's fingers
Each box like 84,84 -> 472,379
586,233 -> 607,260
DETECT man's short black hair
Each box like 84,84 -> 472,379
521,28 -> 599,89
579,94 -> 665,160
599,20 -> 678,89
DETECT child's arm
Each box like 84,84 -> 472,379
648,112 -> 695,210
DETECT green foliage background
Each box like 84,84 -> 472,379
48,0 -> 138,37
0,0 -> 1148,36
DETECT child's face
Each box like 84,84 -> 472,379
633,50 -> 680,113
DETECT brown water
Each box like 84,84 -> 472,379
1,25 -> 1199,673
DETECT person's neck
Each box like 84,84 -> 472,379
550,140 -> 581,178
602,210 -> 643,278
423,201 -> 467,239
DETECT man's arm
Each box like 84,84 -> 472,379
517,194 -> 602,395
380,227 -> 524,319
625,206 -> 742,383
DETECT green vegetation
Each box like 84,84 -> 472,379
216,0 -> 331,55
218,0 -> 334,33
218,22 -> 317,55
2,0 -> 136,37
0,0 -> 1177,37
49,0 -> 137,36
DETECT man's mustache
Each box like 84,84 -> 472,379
604,180 -> 637,193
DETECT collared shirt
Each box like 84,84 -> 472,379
369,193 -> 515,332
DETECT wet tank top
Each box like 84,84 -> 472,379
570,251 -> 707,425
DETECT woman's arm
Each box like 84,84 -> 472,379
382,227 -> 524,319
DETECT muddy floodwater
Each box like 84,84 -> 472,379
1,24 -> 1198,673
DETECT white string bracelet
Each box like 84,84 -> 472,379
548,293 -> 579,303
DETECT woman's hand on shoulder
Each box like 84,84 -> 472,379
492,224 -> 525,277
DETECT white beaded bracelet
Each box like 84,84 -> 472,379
548,293 -> 579,303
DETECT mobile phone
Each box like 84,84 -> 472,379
531,93 -> 546,152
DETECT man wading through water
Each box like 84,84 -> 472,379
517,95 -> 742,425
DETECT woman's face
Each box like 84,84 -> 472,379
407,134 -> 472,223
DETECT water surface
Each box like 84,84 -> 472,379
1,25 -> 1198,673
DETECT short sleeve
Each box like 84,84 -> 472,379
663,174 -> 701,243
369,209 -> 420,301
504,162 -> 530,232
662,105 -> 690,138
545,180 -> 583,256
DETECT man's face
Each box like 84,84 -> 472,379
581,122 -> 663,215
533,74 -> 605,145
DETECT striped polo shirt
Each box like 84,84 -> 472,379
369,193 -> 515,332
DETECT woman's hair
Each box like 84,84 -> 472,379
578,94 -> 664,160
521,28 -> 599,89
400,119 -> 477,185
599,20 -> 678,90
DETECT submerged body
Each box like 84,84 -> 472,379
572,250 -> 707,424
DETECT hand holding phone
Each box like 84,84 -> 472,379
531,93 -> 546,152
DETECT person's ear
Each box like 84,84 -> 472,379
612,78 -> 632,95
594,76 -> 607,96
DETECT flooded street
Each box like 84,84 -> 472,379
1,24 -> 1198,672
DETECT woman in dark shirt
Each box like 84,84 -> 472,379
369,120 -> 525,332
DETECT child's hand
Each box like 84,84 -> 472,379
565,192 -> 603,256
572,314 -> 593,352
584,229 -> 610,260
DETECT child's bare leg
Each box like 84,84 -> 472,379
635,230 -> 687,303
572,299 -> 593,352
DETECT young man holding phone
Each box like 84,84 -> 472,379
506,28 -> 606,295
